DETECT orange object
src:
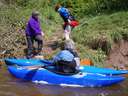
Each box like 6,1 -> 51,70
80,59 -> 93,66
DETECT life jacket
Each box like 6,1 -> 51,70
58,7 -> 79,27
58,7 -> 70,21
53,49 -> 79,73
53,50 -> 74,62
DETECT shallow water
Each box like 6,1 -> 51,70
0,64 -> 128,96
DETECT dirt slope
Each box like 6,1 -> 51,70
105,40 -> 128,69
0,25 -> 128,69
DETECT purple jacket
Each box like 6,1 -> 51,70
25,16 -> 42,36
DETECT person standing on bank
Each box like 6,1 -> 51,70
55,4 -> 79,40
25,11 -> 44,59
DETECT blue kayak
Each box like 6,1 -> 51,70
7,66 -> 125,87
5,58 -> 128,75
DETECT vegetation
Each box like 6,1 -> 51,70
0,0 -> 128,67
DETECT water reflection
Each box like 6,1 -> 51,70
0,64 -> 128,96
0,82 -> 126,96
33,84 -> 124,96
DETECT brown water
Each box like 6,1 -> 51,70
0,64 -> 128,96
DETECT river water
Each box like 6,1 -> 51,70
0,63 -> 128,96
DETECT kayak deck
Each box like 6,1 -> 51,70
5,58 -> 128,75
8,66 -> 125,87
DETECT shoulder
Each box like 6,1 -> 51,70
29,17 -> 36,23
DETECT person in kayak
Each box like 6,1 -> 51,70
53,39 -> 80,73
25,11 -> 44,59
55,4 -> 79,40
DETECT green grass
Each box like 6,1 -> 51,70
76,44 -> 106,67
0,0 -> 62,37
1,0 -> 128,67
72,11 -> 128,66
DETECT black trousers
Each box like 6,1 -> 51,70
26,35 -> 43,58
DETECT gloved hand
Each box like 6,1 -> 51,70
41,31 -> 45,36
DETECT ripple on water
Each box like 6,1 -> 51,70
0,91 -> 17,96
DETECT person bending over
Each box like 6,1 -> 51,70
55,4 -> 79,40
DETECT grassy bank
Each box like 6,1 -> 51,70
72,11 -> 128,67
1,0 -> 128,67
0,0 -> 61,52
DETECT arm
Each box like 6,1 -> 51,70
68,19 -> 71,23
68,49 -> 80,69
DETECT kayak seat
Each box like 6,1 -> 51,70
47,68 -> 79,76
44,60 -> 78,75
